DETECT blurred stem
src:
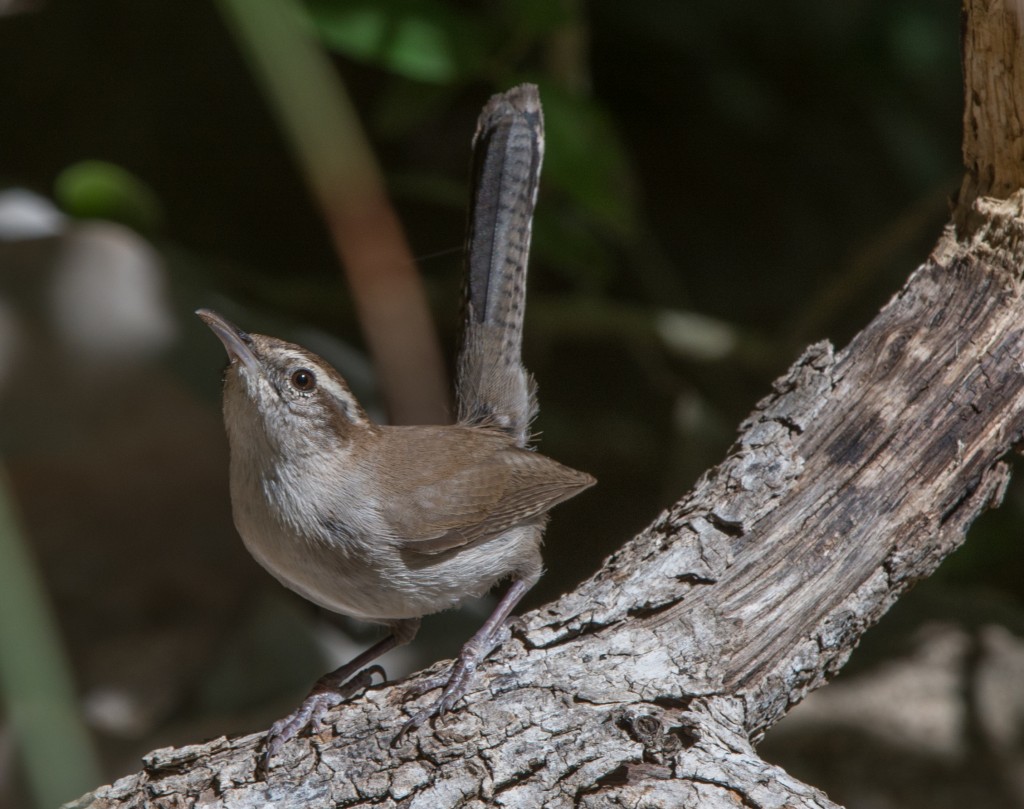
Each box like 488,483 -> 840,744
0,466 -> 101,808
215,0 -> 449,424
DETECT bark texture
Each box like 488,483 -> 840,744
67,1 -> 1024,806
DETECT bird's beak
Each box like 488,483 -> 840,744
196,309 -> 260,376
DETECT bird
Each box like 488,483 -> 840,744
198,84 -> 594,766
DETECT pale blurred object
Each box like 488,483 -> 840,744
0,189 -> 176,378
82,686 -> 151,739
50,223 -> 176,364
975,624 -> 1024,760
780,623 -> 970,758
0,188 -> 65,240
656,308 -> 739,362
762,605 -> 1024,809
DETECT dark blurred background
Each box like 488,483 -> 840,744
2,1 -> 1022,808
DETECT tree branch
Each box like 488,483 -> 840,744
66,1 -> 1024,807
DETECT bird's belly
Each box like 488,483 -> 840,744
232,494 -> 541,624
232,504 -> 393,621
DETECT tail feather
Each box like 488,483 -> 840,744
457,84 -> 545,447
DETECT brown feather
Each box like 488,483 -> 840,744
372,425 -> 594,554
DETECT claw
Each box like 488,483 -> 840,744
393,625 -> 506,745
261,664 -> 386,770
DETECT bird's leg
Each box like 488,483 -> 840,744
396,578 -> 531,740
262,618 -> 419,769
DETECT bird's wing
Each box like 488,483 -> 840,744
380,443 -> 594,555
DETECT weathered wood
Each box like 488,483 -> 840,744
959,0 -> 1024,201
65,1 -> 1024,806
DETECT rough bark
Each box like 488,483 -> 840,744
67,1 -> 1024,807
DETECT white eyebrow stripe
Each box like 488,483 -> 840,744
278,349 -> 319,368
320,375 -> 355,402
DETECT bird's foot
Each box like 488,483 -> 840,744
259,664 -> 385,773
394,624 -> 511,744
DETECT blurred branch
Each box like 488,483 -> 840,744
216,0 -> 448,424
0,467 -> 101,809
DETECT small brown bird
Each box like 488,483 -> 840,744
200,85 -> 593,765
198,310 -> 593,759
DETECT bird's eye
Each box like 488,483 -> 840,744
290,368 -> 317,392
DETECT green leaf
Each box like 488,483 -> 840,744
54,160 -> 163,234
307,0 -> 487,84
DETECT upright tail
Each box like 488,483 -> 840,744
456,84 -> 545,448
